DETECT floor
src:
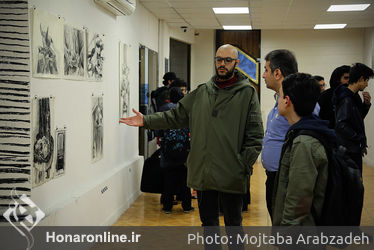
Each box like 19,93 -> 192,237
114,163 -> 374,226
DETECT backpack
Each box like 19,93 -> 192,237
286,129 -> 364,226
161,127 -> 190,165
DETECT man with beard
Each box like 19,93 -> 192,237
120,44 -> 263,227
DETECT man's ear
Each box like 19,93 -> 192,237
235,59 -> 240,67
273,68 -> 283,80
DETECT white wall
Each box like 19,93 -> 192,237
261,29 -> 365,128
28,0 -> 162,226
363,28 -> 374,167
191,29 -> 216,90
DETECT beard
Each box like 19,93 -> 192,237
215,65 -> 235,80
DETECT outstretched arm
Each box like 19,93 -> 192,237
119,108 -> 143,127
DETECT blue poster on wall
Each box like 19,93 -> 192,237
235,47 -> 258,85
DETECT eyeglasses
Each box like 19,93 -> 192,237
215,57 -> 238,64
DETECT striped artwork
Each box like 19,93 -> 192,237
0,0 -> 31,222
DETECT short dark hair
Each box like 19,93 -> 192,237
282,73 -> 320,117
329,65 -> 350,89
169,87 -> 184,103
169,78 -> 187,88
348,63 -> 374,85
162,72 -> 176,86
264,49 -> 298,77
313,75 -> 324,82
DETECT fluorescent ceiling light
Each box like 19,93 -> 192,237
223,25 -> 252,30
327,4 -> 370,11
314,24 -> 347,29
213,7 -> 249,14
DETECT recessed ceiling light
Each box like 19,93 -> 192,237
314,24 -> 347,29
213,7 -> 249,14
223,25 -> 252,30
327,4 -> 370,12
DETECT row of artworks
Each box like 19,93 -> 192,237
32,8 -> 105,81
31,96 -> 105,187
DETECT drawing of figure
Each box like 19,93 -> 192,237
92,98 -> 103,161
64,26 -> 85,77
37,24 -> 58,74
87,34 -> 104,80
120,63 -> 130,117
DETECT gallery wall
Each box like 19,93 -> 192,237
363,28 -> 374,166
28,0 -> 170,225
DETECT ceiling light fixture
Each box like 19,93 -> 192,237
213,7 -> 249,14
223,25 -> 252,30
327,4 -> 370,12
314,24 -> 347,29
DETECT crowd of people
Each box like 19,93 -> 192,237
120,44 -> 374,230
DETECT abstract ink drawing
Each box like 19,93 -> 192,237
87,32 -> 104,81
64,25 -> 86,79
54,128 -> 65,178
32,8 -> 63,78
37,24 -> 58,74
32,97 -> 55,187
119,42 -> 130,118
92,96 -> 103,163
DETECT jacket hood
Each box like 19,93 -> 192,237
289,114 -> 337,144
207,70 -> 251,93
332,84 -> 353,106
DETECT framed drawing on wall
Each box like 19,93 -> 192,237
119,42 -> 130,119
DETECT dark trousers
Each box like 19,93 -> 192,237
197,190 -> 243,226
265,170 -> 277,221
349,152 -> 363,177
162,166 -> 191,211
197,190 -> 244,250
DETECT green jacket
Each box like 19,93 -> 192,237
272,134 -> 328,226
143,72 -> 263,194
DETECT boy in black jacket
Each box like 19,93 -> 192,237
334,63 -> 374,175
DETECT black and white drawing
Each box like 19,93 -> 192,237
87,32 -> 104,81
32,8 -> 63,78
92,96 -> 103,163
119,42 -> 130,118
31,97 -> 55,187
0,0 -> 31,220
64,25 -> 86,79
54,128 -> 66,177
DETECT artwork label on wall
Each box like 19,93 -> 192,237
119,42 -> 130,118
31,97 -> 55,187
32,8 -> 64,78
54,128 -> 66,178
64,24 -> 86,80
92,96 -> 103,163
87,32 -> 105,81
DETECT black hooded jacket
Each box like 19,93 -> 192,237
333,84 -> 367,154
286,114 -> 337,146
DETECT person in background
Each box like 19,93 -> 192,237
318,65 -> 350,129
158,87 -> 193,213
170,78 -> 188,96
313,75 -> 326,92
151,72 -> 177,112
333,63 -> 374,176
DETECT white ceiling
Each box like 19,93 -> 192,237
139,0 -> 374,30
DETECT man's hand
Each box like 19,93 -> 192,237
120,108 -> 144,127
363,91 -> 371,105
